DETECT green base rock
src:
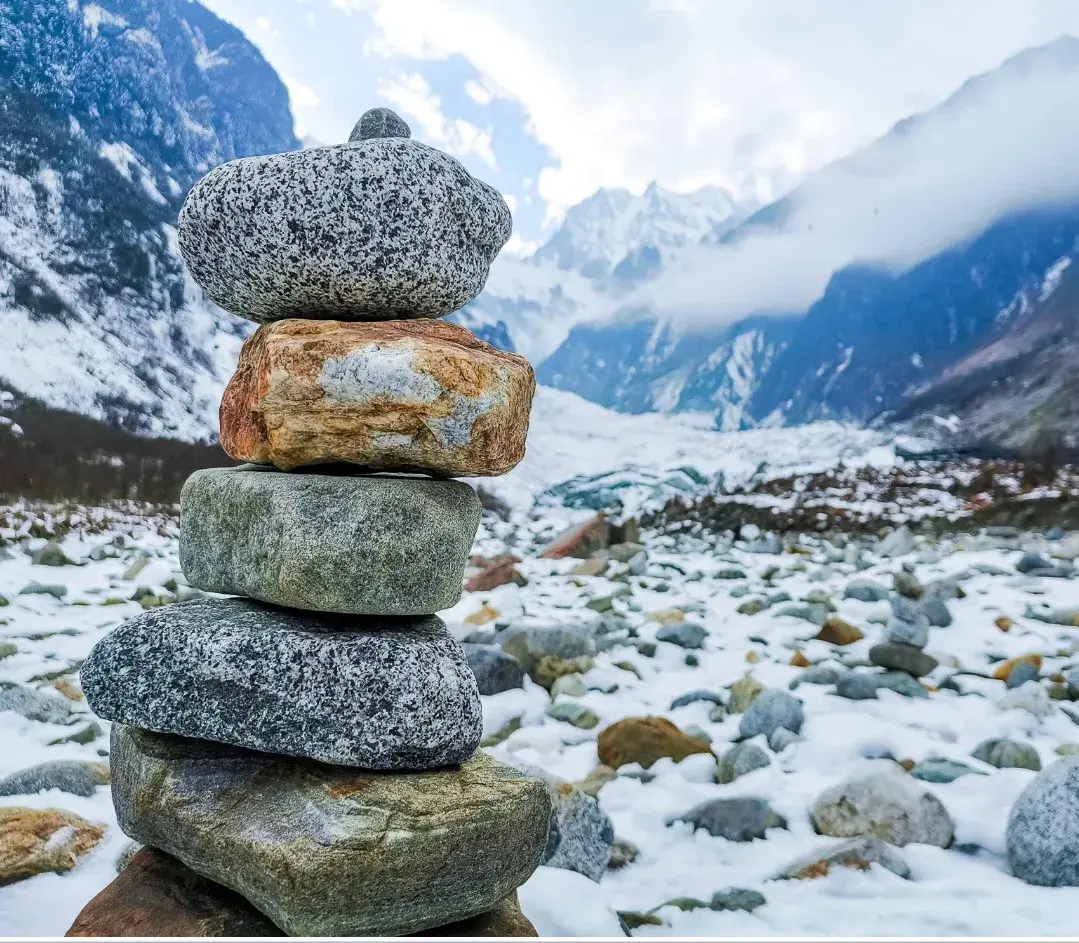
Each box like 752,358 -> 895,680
110,726 -> 551,937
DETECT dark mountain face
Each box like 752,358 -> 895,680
745,207 -> 1079,425
887,251 -> 1079,456
0,0 -> 298,440
537,313 -> 797,427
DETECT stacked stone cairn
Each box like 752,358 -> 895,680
68,108 -> 551,938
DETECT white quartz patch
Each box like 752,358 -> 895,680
319,343 -> 507,449
320,343 -> 441,403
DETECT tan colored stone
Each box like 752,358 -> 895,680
220,319 -> 535,477
464,603 -> 500,626
790,650 -> 812,668
569,558 -> 608,577
597,717 -> 712,770
66,848 -> 283,937
816,617 -> 865,646
996,615 -> 1015,632
0,806 -> 104,885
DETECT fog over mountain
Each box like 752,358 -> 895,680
634,37 -> 1079,327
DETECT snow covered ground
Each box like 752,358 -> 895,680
473,387 -> 899,511
2,446 -> 1079,935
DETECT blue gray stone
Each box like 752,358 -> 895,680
1006,661 -> 1040,690
875,671 -> 930,698
739,689 -> 804,740
844,579 -> 890,603
910,757 -> 986,784
834,672 -> 879,701
670,689 -> 724,710
656,621 -> 708,650
669,797 -> 787,842
0,683 -> 72,724
921,598 -> 953,628
462,644 -> 524,696
0,759 -> 109,798
869,642 -> 937,678
716,742 -> 771,784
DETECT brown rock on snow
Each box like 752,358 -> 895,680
0,806 -> 104,886
597,716 -> 712,770
538,514 -> 610,560
815,617 -> 865,646
465,554 -> 525,592
220,319 -> 535,477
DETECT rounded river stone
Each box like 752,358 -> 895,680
109,727 -> 551,937
178,137 -> 512,322
82,598 -> 482,769
179,466 -> 481,615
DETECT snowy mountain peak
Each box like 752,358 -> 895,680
529,180 -> 754,282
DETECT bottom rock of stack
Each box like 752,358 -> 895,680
65,849 -> 539,938
65,848 -> 282,938
108,726 -> 551,937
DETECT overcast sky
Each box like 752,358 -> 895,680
202,0 -> 1079,252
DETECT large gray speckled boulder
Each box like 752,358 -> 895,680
82,598 -> 481,769
179,466 -> 480,615
178,111 -> 512,322
1007,758 -> 1079,886
109,727 -> 551,936
811,761 -> 955,848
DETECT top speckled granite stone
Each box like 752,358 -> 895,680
350,106 -> 411,141
179,465 -> 481,615
177,125 -> 512,322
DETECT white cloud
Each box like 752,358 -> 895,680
283,75 -> 320,108
465,79 -> 493,105
377,72 -> 498,168
503,193 -> 519,213
339,0 -> 1079,226
255,15 -> 271,31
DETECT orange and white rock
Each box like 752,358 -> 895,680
220,319 -> 535,477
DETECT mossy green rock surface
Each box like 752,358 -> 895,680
179,466 -> 481,615
110,726 -> 551,936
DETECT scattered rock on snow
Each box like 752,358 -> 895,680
669,797 -> 787,842
776,836 -> 911,881
715,742 -> 771,784
971,738 -> 1042,772
1007,758 -> 1079,887
810,761 -> 955,848
739,689 -> 804,741
0,760 -> 110,799
597,717 -> 711,770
